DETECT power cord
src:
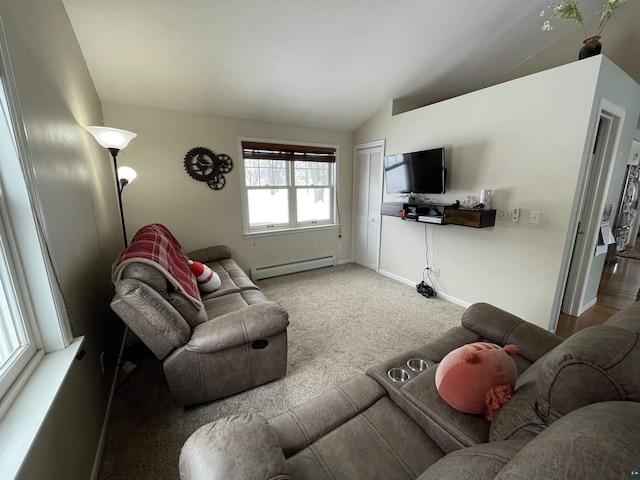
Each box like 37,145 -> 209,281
417,223 -> 437,298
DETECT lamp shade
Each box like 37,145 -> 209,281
118,166 -> 137,184
85,126 -> 137,150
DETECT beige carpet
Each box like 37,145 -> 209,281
98,263 -> 465,480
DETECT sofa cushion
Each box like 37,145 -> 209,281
213,258 -> 260,290
494,402 -> 640,480
187,245 -> 232,264
490,324 -> 640,441
488,383 -> 545,442
270,375 -> 445,479
401,366 -> 491,447
203,289 -> 269,319
111,278 -> 191,359
535,325 -> 640,423
120,262 -> 206,327
461,303 -> 563,363
603,299 -> 640,333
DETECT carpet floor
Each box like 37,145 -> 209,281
97,262 -> 465,480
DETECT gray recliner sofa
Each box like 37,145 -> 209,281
179,301 -> 640,479
110,225 -> 289,407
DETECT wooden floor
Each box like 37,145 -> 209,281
556,236 -> 640,338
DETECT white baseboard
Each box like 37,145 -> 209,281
377,268 -> 470,308
577,297 -> 597,316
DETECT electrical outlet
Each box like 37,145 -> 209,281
512,208 -> 520,223
338,242 -> 342,250
427,266 -> 440,277
100,351 -> 105,375
122,361 -> 137,375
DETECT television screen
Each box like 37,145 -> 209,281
384,147 -> 445,194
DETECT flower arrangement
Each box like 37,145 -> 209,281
541,0 -> 629,39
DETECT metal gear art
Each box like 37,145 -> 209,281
207,175 -> 226,191
183,147 -> 234,190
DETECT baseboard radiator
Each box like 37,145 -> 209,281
251,255 -> 337,281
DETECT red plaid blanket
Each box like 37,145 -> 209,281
112,224 -> 202,307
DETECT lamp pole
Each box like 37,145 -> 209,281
108,148 -> 128,248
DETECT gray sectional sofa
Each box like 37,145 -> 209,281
179,301 -> 640,479
110,226 -> 289,407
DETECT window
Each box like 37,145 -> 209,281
241,141 -> 337,233
0,63 -> 70,410
0,81 -> 41,406
0,216 -> 38,402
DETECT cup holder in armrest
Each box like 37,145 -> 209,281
387,367 -> 410,383
406,358 -> 429,372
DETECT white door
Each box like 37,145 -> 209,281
354,142 -> 383,270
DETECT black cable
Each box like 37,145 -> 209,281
422,223 -> 437,295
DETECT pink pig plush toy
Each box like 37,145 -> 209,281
435,342 -> 519,421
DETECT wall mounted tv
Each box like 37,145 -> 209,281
384,147 -> 446,194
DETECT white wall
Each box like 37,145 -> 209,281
103,103 -> 354,272
579,58 -> 640,305
355,58 -> 606,329
0,1 -> 124,478
494,1 -> 640,91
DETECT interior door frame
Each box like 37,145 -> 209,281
551,99 -> 626,328
352,139 -> 385,271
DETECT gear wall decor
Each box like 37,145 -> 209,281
183,146 -> 234,190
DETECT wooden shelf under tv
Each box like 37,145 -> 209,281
380,203 -> 496,228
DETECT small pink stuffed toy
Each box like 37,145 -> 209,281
435,342 -> 519,421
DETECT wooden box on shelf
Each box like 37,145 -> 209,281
380,202 -> 404,217
443,207 -> 496,228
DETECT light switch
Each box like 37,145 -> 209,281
530,211 -> 541,224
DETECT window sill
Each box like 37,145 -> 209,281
243,223 -> 339,238
0,336 -> 84,479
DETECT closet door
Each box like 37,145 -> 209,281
354,143 -> 383,270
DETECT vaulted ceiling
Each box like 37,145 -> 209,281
62,0 -> 639,132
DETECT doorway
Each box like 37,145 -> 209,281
555,100 -> 626,327
353,140 -> 384,270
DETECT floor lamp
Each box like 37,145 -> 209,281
86,126 -> 137,248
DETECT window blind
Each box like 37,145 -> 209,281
242,141 -> 336,163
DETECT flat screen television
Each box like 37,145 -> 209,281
384,147 -> 446,194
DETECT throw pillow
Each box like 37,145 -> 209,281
435,342 -> 519,420
188,260 -> 221,293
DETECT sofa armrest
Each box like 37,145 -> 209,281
461,303 -> 563,362
187,245 -> 232,263
188,302 -> 289,353
418,439 -> 528,480
179,413 -> 290,480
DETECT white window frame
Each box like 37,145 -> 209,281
238,137 -> 338,235
0,27 -> 72,416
